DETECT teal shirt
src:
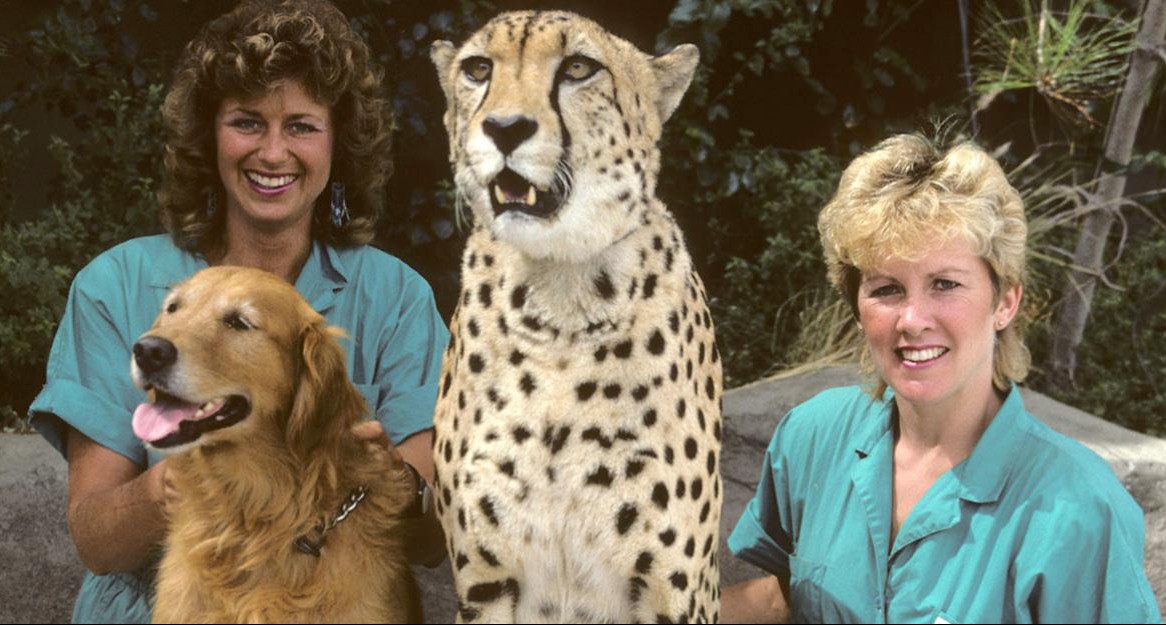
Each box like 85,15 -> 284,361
28,234 -> 450,624
729,385 -> 1161,624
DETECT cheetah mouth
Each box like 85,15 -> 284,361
490,168 -> 563,219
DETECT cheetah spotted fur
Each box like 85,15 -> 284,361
431,11 -> 722,623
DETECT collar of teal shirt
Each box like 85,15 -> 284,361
147,239 -> 350,315
849,384 -> 1029,561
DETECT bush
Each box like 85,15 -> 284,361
1027,230 -> 1166,436
0,0 -> 169,429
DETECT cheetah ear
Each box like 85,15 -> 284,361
650,44 -> 700,124
430,40 -> 458,103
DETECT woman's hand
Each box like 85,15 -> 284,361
350,421 -> 446,567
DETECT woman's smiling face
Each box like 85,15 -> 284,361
215,80 -> 333,235
857,235 -> 1021,413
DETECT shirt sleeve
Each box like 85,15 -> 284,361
728,412 -> 797,577
27,253 -> 147,466
1013,492 -> 1161,624
371,270 -> 450,445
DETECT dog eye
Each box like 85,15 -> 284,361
559,55 -> 602,82
166,301 -> 179,314
460,56 -> 492,83
223,312 -> 252,331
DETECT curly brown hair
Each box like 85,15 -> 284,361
159,0 -> 391,252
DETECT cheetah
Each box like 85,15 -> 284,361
430,12 -> 722,623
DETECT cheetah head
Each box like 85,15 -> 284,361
432,11 -> 699,263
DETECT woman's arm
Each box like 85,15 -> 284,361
355,423 -> 446,567
720,574 -> 792,624
64,427 -> 171,575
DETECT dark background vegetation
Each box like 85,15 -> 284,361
1,0 -> 1163,435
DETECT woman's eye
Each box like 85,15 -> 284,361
288,122 -> 319,134
229,118 -> 261,131
461,57 -> 493,83
869,284 -> 900,298
559,55 -> 601,81
934,279 -> 960,291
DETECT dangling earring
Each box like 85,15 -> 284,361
205,189 -> 217,219
330,181 -> 350,228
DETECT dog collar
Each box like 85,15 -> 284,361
294,486 -> 368,557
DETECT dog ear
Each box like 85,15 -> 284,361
287,320 -> 367,458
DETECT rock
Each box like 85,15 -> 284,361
2,364 -> 1162,621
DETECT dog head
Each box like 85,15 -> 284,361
131,266 -> 366,456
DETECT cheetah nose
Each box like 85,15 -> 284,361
483,115 -> 538,156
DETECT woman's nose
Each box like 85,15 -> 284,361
895,294 -> 932,335
258,130 -> 289,164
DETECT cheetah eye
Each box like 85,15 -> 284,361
460,56 -> 493,83
558,55 -> 602,82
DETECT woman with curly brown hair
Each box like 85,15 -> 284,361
27,1 -> 448,621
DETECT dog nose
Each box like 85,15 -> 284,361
483,115 -> 538,156
134,336 -> 177,374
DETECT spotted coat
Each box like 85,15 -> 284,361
431,12 -> 722,624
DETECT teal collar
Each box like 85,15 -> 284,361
950,385 -> 1027,504
850,384 -> 1028,505
294,240 -> 349,314
148,239 -> 349,314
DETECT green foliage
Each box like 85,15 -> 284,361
0,0 -> 169,430
697,143 -> 840,386
974,0 -> 1135,129
970,1 -> 1166,435
655,0 -> 948,387
1026,232 -> 1166,436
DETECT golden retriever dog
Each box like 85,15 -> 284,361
130,266 -> 421,623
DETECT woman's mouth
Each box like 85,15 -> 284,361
245,171 -> 299,195
896,346 -> 949,368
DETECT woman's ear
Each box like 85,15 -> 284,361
995,282 -> 1023,330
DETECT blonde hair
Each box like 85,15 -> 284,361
159,0 -> 391,253
817,134 -> 1030,396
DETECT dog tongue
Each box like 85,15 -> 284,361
132,397 -> 220,443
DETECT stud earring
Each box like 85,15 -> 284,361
330,182 -> 350,228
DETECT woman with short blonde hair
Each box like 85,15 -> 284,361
723,134 -> 1159,623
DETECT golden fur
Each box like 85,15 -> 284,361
134,266 -> 419,623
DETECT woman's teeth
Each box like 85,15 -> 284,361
900,347 -> 947,363
246,172 -> 297,189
